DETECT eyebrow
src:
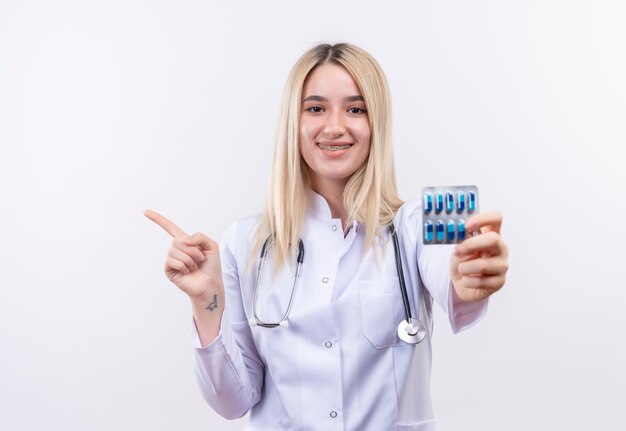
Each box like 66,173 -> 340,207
302,95 -> 364,103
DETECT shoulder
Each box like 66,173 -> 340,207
393,197 -> 424,247
224,214 -> 262,240
221,213 -> 263,260
395,198 -> 423,222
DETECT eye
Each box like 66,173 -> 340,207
305,105 -> 323,113
348,106 -> 367,114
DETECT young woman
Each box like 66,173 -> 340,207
145,43 -> 508,430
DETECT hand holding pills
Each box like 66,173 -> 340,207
448,210 -> 509,303
421,186 -> 508,302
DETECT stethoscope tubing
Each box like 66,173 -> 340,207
389,224 -> 413,324
252,225 -> 426,344
252,237 -> 304,328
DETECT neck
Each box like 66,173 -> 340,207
310,177 -> 348,226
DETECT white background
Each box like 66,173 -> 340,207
1,1 -> 624,430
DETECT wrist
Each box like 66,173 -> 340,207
188,282 -> 223,305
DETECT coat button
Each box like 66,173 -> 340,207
331,225 -> 337,231
330,411 -> 337,418
322,277 -> 329,283
325,341 -> 333,348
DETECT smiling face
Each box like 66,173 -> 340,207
299,63 -> 371,194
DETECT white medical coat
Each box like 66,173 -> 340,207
192,193 -> 488,430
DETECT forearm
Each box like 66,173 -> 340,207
448,281 -> 489,333
190,286 -> 225,347
192,316 -> 263,419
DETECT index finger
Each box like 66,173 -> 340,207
465,210 -> 503,234
144,209 -> 188,238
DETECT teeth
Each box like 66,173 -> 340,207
319,144 -> 351,151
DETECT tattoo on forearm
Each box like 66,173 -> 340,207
206,294 -> 218,311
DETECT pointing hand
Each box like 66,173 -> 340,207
144,209 -> 223,302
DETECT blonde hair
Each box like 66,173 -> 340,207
256,43 -> 403,268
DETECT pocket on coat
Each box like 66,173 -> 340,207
359,277 -> 405,349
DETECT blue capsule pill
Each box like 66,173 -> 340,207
446,192 -> 454,213
458,220 -> 466,241
447,220 -> 456,242
436,220 -> 445,242
468,191 -> 476,212
457,191 -> 465,212
423,192 -> 433,213
435,193 -> 443,213
424,220 -> 434,242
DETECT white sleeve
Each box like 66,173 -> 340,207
191,221 -> 264,419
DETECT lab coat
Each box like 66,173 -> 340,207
192,193 -> 488,430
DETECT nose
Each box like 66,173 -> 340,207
323,112 -> 346,137
323,124 -> 346,137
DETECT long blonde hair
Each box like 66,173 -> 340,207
256,43 -> 403,268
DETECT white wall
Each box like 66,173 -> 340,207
1,1 -> 624,430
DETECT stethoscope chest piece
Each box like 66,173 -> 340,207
397,318 -> 426,344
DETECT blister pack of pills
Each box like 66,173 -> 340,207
422,185 -> 479,244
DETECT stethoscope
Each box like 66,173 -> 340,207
250,224 -> 427,345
